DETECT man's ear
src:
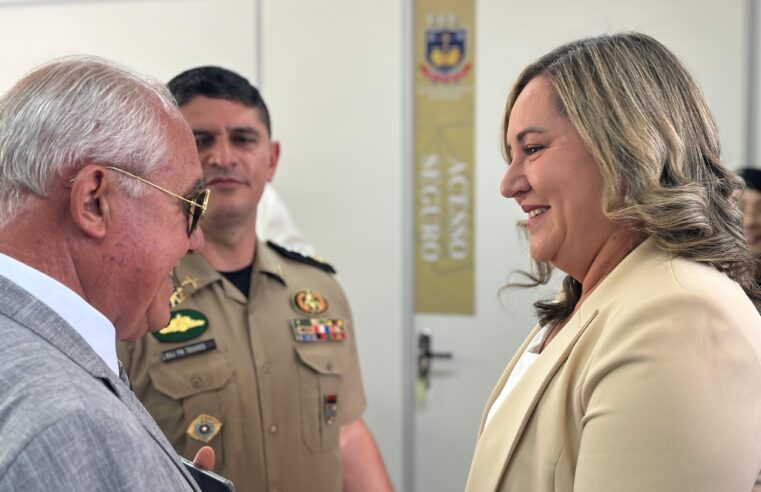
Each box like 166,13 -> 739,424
69,164 -> 111,239
267,141 -> 281,182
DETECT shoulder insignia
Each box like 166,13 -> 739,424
266,240 -> 336,274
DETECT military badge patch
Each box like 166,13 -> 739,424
186,413 -> 222,443
152,309 -> 209,343
323,394 -> 338,426
292,289 -> 329,315
290,318 -> 347,342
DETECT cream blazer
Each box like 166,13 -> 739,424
466,239 -> 761,491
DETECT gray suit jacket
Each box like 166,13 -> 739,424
0,275 -> 201,491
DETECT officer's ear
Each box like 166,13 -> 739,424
267,141 -> 281,182
69,164 -> 113,239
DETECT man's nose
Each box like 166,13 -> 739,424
205,138 -> 234,167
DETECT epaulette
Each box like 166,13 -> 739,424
266,240 -> 337,274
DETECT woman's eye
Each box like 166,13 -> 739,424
525,145 -> 543,155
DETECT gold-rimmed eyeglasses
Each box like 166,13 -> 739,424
104,166 -> 210,236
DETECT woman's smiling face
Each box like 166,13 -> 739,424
501,75 -> 620,280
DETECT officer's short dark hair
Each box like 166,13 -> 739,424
167,66 -> 272,135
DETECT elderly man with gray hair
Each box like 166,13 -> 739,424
0,56 -> 216,490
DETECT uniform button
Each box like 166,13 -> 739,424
270,424 -> 278,434
190,376 -> 203,388
326,361 -> 333,371
262,362 -> 271,373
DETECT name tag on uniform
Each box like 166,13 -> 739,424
290,318 -> 347,342
161,339 -> 217,363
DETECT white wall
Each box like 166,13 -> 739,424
259,1 -> 407,488
0,0 -> 258,93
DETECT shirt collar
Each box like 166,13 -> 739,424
0,253 -> 118,375
175,241 -> 288,297
255,241 -> 289,284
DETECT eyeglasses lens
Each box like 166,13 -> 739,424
188,189 -> 210,235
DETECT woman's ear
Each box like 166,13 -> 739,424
69,165 -> 111,239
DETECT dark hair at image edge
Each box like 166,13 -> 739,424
167,66 -> 272,135
502,32 -> 761,327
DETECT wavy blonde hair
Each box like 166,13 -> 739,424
504,32 -> 760,326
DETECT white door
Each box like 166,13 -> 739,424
411,1 -> 746,491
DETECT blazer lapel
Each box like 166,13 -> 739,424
475,323 -> 544,436
0,276 -> 199,490
104,369 -> 200,489
465,309 -> 599,491
465,239 -> 663,491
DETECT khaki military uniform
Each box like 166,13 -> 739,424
118,241 -> 366,492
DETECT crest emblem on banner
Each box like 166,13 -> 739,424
420,15 -> 472,82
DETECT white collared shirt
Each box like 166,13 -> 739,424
485,325 -> 552,428
0,253 -> 118,375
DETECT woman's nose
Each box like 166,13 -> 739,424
500,161 -> 529,199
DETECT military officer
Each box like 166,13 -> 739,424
118,67 -> 393,492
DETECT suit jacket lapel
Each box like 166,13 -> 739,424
465,308 -> 599,491
475,323 -> 544,436
0,275 -> 199,490
104,367 -> 200,488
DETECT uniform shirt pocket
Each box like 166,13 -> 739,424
293,343 -> 352,453
148,353 -> 234,466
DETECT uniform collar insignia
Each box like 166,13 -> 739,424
169,275 -> 200,308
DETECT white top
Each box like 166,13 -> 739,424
257,183 -> 317,257
0,253 -> 118,375
485,325 -> 552,428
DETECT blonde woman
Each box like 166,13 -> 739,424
466,33 -> 761,491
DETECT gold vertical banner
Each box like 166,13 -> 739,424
414,0 -> 475,314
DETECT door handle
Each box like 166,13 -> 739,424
417,329 -> 453,389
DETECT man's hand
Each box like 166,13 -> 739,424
193,446 -> 215,470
